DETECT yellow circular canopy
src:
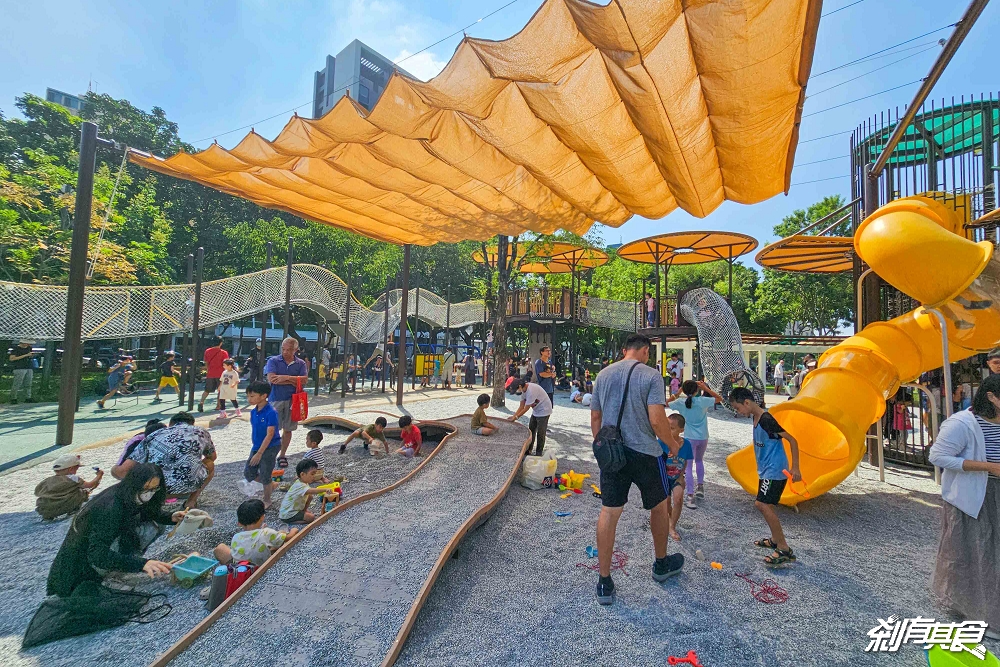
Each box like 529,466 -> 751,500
517,242 -> 608,273
471,243 -> 529,267
755,236 -> 854,273
617,231 -> 758,265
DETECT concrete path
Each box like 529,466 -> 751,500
0,384 -> 488,472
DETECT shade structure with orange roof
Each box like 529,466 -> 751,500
755,235 -> 855,273
617,231 -> 758,326
129,0 -> 822,246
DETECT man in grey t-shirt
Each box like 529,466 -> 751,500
589,333 -> 684,605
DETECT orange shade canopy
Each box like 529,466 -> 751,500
129,0 -> 821,246
617,231 -> 758,266
755,236 -> 854,273
471,244 -> 530,267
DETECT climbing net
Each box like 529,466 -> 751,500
0,265 -> 487,343
678,288 -> 765,409
580,296 -> 641,332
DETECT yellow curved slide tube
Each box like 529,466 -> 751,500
727,196 -> 1000,505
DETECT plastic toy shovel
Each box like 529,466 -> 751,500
783,469 -> 810,499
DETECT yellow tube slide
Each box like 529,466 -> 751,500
727,196 -> 1000,505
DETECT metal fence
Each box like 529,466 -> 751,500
853,93 -> 999,468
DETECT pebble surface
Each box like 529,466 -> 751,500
1,391 -> 995,667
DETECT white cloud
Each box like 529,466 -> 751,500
393,49 -> 448,82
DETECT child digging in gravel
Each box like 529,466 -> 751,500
729,387 -> 801,566
301,429 -> 329,480
34,454 -> 104,520
340,417 -> 389,457
659,414 -> 693,541
471,393 -> 498,436
214,499 -> 299,567
279,458 -> 327,524
397,415 -> 422,458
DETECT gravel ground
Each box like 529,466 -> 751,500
3,390 -> 995,667
0,393 -> 490,667
395,399 -> 998,667
170,415 -> 527,667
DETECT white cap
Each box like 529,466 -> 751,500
52,453 -> 82,471
19,339 -> 35,345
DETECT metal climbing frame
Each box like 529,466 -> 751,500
678,288 -> 765,409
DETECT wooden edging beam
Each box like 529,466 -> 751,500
381,427 -> 531,667
148,413 -> 471,667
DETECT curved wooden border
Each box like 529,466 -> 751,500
380,427 -> 531,667
148,414 -> 465,667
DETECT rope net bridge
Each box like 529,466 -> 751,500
0,265 -> 489,343
0,265 -> 652,342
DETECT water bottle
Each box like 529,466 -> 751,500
207,564 -> 229,610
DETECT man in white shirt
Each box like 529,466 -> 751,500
666,352 -> 684,380
773,359 -> 786,395
507,379 -> 553,456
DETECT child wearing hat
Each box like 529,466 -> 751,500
34,454 -> 104,520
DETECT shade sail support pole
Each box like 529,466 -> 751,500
396,246 -> 410,407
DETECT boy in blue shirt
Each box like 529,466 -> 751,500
729,387 -> 801,566
245,381 -> 281,508
659,414 -> 694,542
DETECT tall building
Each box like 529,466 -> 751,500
312,40 -> 412,118
45,88 -> 84,115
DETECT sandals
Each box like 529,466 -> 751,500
277,456 -> 289,469
754,537 -> 778,549
764,548 -> 796,566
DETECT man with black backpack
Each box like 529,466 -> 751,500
590,333 -> 684,605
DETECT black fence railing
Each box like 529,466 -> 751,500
853,93 -> 999,468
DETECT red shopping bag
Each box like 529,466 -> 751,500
290,377 -> 309,422
224,560 -> 256,598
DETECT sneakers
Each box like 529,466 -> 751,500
652,553 -> 685,582
151,397 -> 162,404
218,411 -> 228,419
695,485 -> 705,499
235,408 -> 243,417
338,444 -> 347,454
197,402 -> 204,412
596,575 -> 616,605
97,400 -> 105,409
685,495 -> 697,509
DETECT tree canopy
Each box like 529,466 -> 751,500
749,195 -> 854,335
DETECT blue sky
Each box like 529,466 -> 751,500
2,0 -> 997,262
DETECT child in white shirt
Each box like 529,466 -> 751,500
217,358 -> 242,418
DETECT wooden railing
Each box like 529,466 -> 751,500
506,287 -> 571,319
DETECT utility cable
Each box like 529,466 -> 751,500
811,23 -> 956,78
821,0 -> 867,17
802,79 -> 924,118
806,43 -> 942,98
790,174 -> 850,186
190,0 -> 524,145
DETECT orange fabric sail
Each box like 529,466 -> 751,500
130,0 -> 821,245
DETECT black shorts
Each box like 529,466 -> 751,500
244,446 -> 279,484
205,377 -> 221,392
599,447 -> 670,510
756,478 -> 787,505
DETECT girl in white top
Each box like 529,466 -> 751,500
217,358 -> 242,419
